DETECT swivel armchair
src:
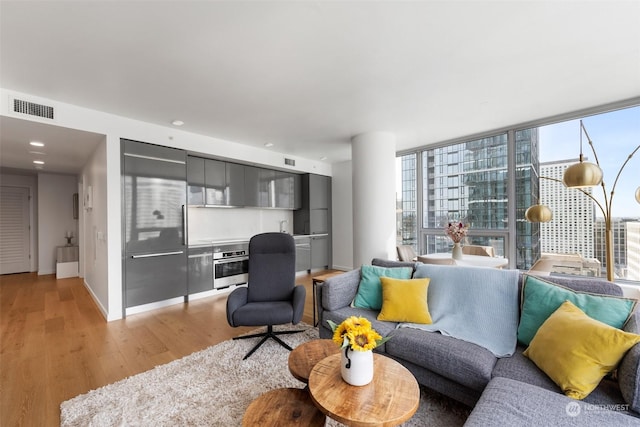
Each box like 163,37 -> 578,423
226,232 -> 306,359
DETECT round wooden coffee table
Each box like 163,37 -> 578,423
288,339 -> 341,384
242,388 -> 325,426
308,353 -> 420,427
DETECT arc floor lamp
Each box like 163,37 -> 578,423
525,120 -> 640,282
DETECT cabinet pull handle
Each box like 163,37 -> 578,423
188,253 -> 213,259
131,251 -> 184,259
182,205 -> 187,246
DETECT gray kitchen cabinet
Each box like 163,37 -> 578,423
122,139 -> 188,309
309,174 -> 330,209
188,157 -> 246,207
274,171 -> 300,209
294,173 -> 331,269
188,246 -> 214,293
294,174 -> 332,235
310,235 -> 329,269
293,173 -> 302,209
245,166 -> 274,208
187,156 -> 205,205
225,162 -> 245,207
295,237 -> 311,272
205,159 -> 226,205
244,166 -> 261,207
188,158 -> 298,209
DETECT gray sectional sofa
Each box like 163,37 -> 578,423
316,258 -> 640,425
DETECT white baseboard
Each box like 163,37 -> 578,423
82,278 -> 109,321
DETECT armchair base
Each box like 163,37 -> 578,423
234,325 -> 304,360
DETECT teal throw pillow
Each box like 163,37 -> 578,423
352,265 -> 413,310
517,275 -> 637,346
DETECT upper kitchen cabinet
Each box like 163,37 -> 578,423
187,156 -> 205,205
187,156 -> 245,207
244,166 -> 270,208
274,171 -> 301,209
309,174 -> 331,209
205,159 -> 226,205
294,174 -> 332,235
188,158 -> 298,209
225,162 -> 245,207
244,167 -> 299,209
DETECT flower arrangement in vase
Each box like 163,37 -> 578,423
327,316 -> 390,386
445,221 -> 469,260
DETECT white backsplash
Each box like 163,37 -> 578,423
188,207 -> 294,242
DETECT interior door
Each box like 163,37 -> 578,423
0,186 -> 31,274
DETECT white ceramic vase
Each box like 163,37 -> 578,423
341,347 -> 374,386
452,242 -> 463,260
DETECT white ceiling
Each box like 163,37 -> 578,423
1,1 -> 639,174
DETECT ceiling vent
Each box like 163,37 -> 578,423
12,97 -> 55,120
284,158 -> 296,167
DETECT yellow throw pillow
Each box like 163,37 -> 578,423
523,300 -> 640,400
377,277 -> 432,324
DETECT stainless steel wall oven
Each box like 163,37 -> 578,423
213,242 -> 249,289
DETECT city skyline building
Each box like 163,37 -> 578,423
539,159 -> 595,258
594,218 -> 640,280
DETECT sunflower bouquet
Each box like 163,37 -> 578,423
327,316 -> 390,351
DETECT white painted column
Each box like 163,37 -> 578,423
351,132 -> 397,267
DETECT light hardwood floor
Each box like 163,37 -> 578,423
0,270 -> 336,426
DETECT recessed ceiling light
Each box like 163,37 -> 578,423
29,151 -> 46,155
30,141 -> 45,147
264,142 -> 274,148
171,120 -> 184,126
33,160 -> 45,165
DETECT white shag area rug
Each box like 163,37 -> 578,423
61,324 -> 470,426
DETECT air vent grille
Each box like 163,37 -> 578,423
13,98 -> 54,120
284,158 -> 295,166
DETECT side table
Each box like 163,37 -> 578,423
242,388 -> 325,426
309,353 -> 420,426
311,271 -> 344,326
288,339 -> 340,384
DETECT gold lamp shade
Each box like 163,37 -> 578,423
525,204 -> 553,223
562,159 -> 603,188
636,186 -> 640,203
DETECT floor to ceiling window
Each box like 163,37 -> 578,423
420,134 -> 511,259
396,103 -> 639,283
538,106 -> 640,281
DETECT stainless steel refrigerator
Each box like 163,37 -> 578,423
122,139 -> 188,309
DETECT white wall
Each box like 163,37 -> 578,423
331,160 -> 354,271
37,173 -> 78,274
0,172 -> 38,272
80,139 -> 110,318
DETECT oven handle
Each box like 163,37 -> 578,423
213,256 -> 249,264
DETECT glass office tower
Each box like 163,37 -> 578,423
397,128 -> 540,269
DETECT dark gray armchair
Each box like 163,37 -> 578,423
226,232 -> 306,359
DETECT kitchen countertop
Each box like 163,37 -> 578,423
188,234 -> 327,248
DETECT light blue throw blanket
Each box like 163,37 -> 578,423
401,264 -> 520,357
